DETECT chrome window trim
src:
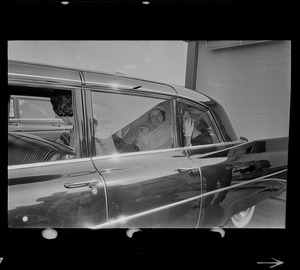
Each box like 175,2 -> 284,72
90,170 -> 287,229
8,80 -> 82,91
8,73 -> 82,84
8,157 -> 93,170
91,146 -> 186,161
82,72 -> 177,96
85,84 -> 177,99
171,98 -> 180,148
91,140 -> 244,161
184,139 -> 245,155
8,76 -> 82,90
184,139 -> 244,149
78,71 -> 90,158
207,109 -> 225,142
85,82 -> 177,98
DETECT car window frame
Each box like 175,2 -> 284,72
177,97 -> 225,147
84,87 -> 179,158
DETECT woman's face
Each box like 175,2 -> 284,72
189,108 -> 202,121
188,108 -> 207,132
149,109 -> 164,128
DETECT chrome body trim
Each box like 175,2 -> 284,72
89,140 -> 243,161
90,170 -> 287,229
8,157 -> 92,170
184,140 -> 245,155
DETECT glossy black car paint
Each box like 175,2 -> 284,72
7,61 -> 288,228
8,159 -> 107,228
186,138 -> 288,227
91,149 -> 202,228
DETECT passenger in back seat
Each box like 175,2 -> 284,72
134,108 -> 173,151
50,90 -> 76,149
183,107 -> 213,146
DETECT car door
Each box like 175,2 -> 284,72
85,88 -> 202,228
178,99 -> 288,228
8,86 -> 107,228
8,159 -> 107,228
187,140 -> 287,228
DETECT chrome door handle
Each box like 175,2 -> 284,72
64,179 -> 100,189
177,167 -> 198,173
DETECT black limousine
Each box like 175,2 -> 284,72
8,60 -> 288,228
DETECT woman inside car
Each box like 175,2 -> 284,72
50,90 -> 76,149
134,107 -> 173,151
182,106 -> 213,147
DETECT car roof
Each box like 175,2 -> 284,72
8,60 -> 212,103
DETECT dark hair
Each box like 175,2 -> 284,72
50,90 -> 73,117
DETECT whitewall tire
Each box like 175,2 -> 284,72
230,205 -> 256,228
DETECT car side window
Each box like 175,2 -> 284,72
179,100 -> 220,147
8,89 -> 79,166
91,91 -> 174,156
18,97 -> 56,119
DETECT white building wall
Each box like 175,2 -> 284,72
195,40 -> 291,140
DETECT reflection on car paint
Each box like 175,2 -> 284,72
8,160 -> 107,228
190,138 -> 288,228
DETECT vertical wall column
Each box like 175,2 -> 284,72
185,41 -> 199,90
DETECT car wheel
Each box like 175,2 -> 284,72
230,205 -> 255,228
